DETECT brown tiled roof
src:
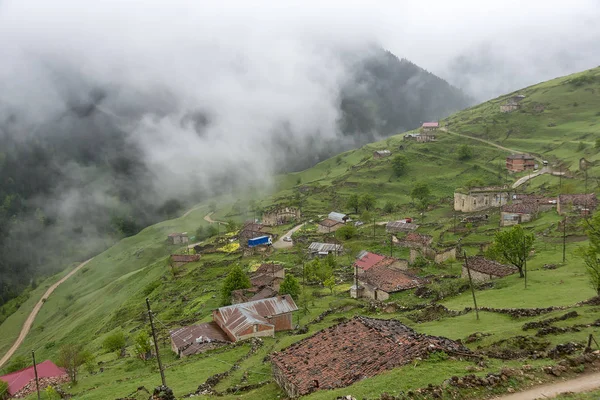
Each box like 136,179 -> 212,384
254,263 -> 284,275
271,316 -> 469,396
559,194 -> 598,209
170,322 -> 231,356
360,264 -> 424,293
502,203 -> 538,214
249,286 -> 278,301
465,256 -> 517,277
318,218 -> 342,228
170,254 -> 200,263
403,232 -> 433,246
215,295 -> 298,339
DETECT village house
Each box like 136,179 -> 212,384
308,242 -> 343,257
404,133 -> 436,142
232,263 -> 286,304
262,206 -> 301,226
421,122 -> 439,132
506,154 -> 536,172
351,263 -> 423,300
238,222 -> 272,245
386,220 -> 419,233
0,360 -> 69,397
373,150 -> 392,159
454,186 -> 510,212
500,95 -> 525,113
396,232 -> 433,249
354,251 -> 408,274
500,203 -> 538,226
462,256 -> 517,282
169,254 -> 200,268
170,322 -> 231,357
213,295 -> 298,342
317,218 -> 344,233
557,193 -> 598,216
270,316 -> 469,397
167,232 -> 189,245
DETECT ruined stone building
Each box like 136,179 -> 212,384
262,206 -> 301,226
454,186 -> 510,212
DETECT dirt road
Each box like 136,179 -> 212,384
203,212 -> 226,225
273,223 -> 305,249
0,258 -> 93,369
512,167 -> 549,189
496,371 -> 600,399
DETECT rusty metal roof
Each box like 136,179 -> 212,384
216,295 -> 298,338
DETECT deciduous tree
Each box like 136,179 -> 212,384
347,194 -> 360,214
103,331 -> 126,355
487,225 -> 534,278
221,265 -> 251,305
582,211 -> 600,295
359,194 -> 376,211
392,155 -> 408,177
57,344 -> 86,383
279,275 -> 301,300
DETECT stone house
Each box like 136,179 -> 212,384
396,232 -> 433,249
500,203 -> 538,226
317,218 -> 344,233
169,254 -> 200,268
557,193 -> 598,216
500,103 -> 520,113
373,150 -> 392,159
351,263 -> 423,301
167,232 -> 189,245
454,186 -> 510,212
421,122 -> 439,132
270,316 -> 470,397
169,322 -> 231,357
462,256 -> 517,282
409,246 -> 457,264
232,264 -> 286,304
262,206 -> 301,226
506,154 -> 535,172
212,295 -> 298,342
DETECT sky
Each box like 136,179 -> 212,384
0,0 -> 599,207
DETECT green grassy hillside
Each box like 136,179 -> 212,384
2,67 -> 600,400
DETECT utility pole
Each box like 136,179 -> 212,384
146,298 -> 166,387
390,234 -> 393,257
562,216 -> 567,263
523,235 -> 528,289
32,350 -> 41,400
373,216 -> 376,238
463,252 -> 479,320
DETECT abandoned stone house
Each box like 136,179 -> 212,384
386,220 -> 419,233
409,246 -> 457,264
421,121 -> 439,132
232,263 -> 285,304
169,322 -> 231,357
213,295 -> 298,342
308,242 -> 343,257
167,232 -> 189,245
506,154 -> 535,172
462,256 -> 517,282
500,203 -> 539,226
262,206 -> 301,226
169,254 -> 200,268
396,232 -> 433,249
373,150 -> 392,159
500,95 -> 525,113
351,263 -> 423,301
557,193 -> 598,216
270,316 -> 469,397
404,133 -> 436,142
454,186 -> 510,212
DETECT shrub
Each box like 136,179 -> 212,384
0,378 -> 8,399
336,225 -> 357,240
133,331 -> 153,360
279,275 -> 301,300
2,355 -> 28,374
221,265 -> 251,305
577,141 -> 587,152
457,144 -> 473,161
383,201 -> 395,214
103,331 -> 126,355
392,155 -> 408,177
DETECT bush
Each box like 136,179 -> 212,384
383,201 -> 395,214
457,144 -> 473,161
279,275 -> 301,300
134,331 -> 153,360
103,331 -> 126,355
221,265 -> 251,305
392,155 -> 408,177
336,225 -> 357,240
577,141 -> 587,152
595,137 -> 600,149
2,355 -> 28,374
0,378 -> 8,399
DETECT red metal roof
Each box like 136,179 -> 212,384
0,360 -> 67,395
354,252 -> 386,271
422,122 -> 439,128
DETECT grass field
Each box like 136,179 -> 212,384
3,67 -> 600,399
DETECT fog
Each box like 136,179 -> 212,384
0,0 -> 599,217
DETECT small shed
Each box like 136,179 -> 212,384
308,242 -> 344,256
421,122 -> 439,132
170,322 -> 231,357
373,150 -> 392,159
462,256 -> 517,282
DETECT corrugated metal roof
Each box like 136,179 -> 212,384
422,122 -> 439,128
216,295 -> 298,339
386,221 -> 419,232
308,242 -> 343,253
328,212 -> 348,223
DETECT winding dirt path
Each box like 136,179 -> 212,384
0,258 -> 93,369
496,371 -> 600,399
203,211 -> 226,225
